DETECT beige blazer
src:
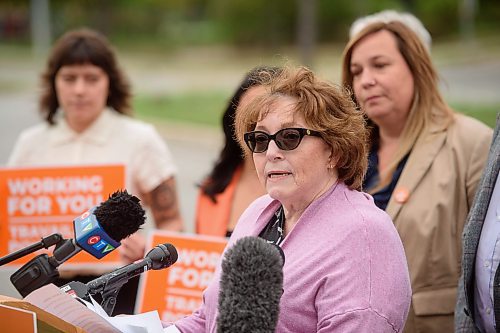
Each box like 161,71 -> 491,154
386,114 -> 493,333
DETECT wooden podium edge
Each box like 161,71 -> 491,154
0,295 -> 87,333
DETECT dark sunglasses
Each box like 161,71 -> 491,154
244,127 -> 322,153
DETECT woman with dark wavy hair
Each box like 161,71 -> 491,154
195,66 -> 281,237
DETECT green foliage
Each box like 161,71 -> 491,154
133,91 -> 229,127
364,0 -> 404,14
414,0 -> 459,38
2,0 -> 500,46
317,0 -> 356,42
133,92 -> 499,130
209,0 -> 296,46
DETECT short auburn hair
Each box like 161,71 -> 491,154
235,66 -> 368,190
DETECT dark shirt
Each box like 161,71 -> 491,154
226,205 -> 284,244
259,205 -> 285,246
364,146 -> 410,211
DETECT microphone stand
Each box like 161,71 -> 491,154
89,274 -> 129,316
100,287 -> 122,316
0,233 -> 63,266
3,234 -> 81,297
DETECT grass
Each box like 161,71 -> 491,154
134,91 -> 499,129
133,91 -> 230,127
452,103 -> 499,128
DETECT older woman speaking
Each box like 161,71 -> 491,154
168,66 -> 411,332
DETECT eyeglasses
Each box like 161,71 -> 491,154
244,127 -> 322,153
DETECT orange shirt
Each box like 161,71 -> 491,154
195,167 -> 242,237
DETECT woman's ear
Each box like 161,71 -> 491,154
328,149 -> 340,168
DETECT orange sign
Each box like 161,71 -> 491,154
137,231 -> 227,322
0,165 -> 125,269
0,304 -> 36,333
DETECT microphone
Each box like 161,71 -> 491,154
86,243 -> 178,295
10,190 -> 145,297
54,189 -> 146,263
216,236 -> 284,333
61,243 -> 178,315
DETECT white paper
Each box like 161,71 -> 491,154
77,294 -> 163,333
25,284 -> 120,332
163,325 -> 182,333
25,283 -> 165,333
107,311 -> 164,333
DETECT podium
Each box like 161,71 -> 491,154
0,295 -> 87,333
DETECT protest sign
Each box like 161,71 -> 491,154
137,231 -> 227,321
0,165 -> 125,269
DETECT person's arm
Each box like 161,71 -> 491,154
119,177 -> 183,263
128,122 -> 184,231
315,205 -> 411,332
147,177 -> 183,232
170,307 -> 208,333
318,309 -> 400,332
455,273 -> 479,332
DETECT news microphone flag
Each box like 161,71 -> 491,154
10,190 -> 146,297
73,207 -> 120,259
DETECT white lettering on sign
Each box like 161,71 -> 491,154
8,223 -> 73,253
176,249 -> 220,269
7,176 -> 103,195
7,196 -> 52,215
55,194 -> 104,214
167,267 -> 214,289
6,194 -> 104,216
165,295 -> 201,312
9,224 -> 73,240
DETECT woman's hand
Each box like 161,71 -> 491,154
119,232 -> 146,264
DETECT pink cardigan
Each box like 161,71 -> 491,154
173,182 -> 411,332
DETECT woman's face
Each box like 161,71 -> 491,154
350,29 -> 414,127
252,97 -> 335,210
55,63 -> 110,133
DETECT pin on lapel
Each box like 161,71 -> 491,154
394,187 -> 410,204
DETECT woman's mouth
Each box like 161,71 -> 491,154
268,171 -> 292,179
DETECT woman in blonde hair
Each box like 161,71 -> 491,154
341,11 -> 492,333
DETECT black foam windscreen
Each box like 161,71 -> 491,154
94,189 -> 145,242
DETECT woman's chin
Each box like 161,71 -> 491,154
267,188 -> 290,202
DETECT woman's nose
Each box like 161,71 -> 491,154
73,78 -> 86,94
360,70 -> 376,88
266,140 -> 284,161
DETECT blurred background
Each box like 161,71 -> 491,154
1,0 -> 499,232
